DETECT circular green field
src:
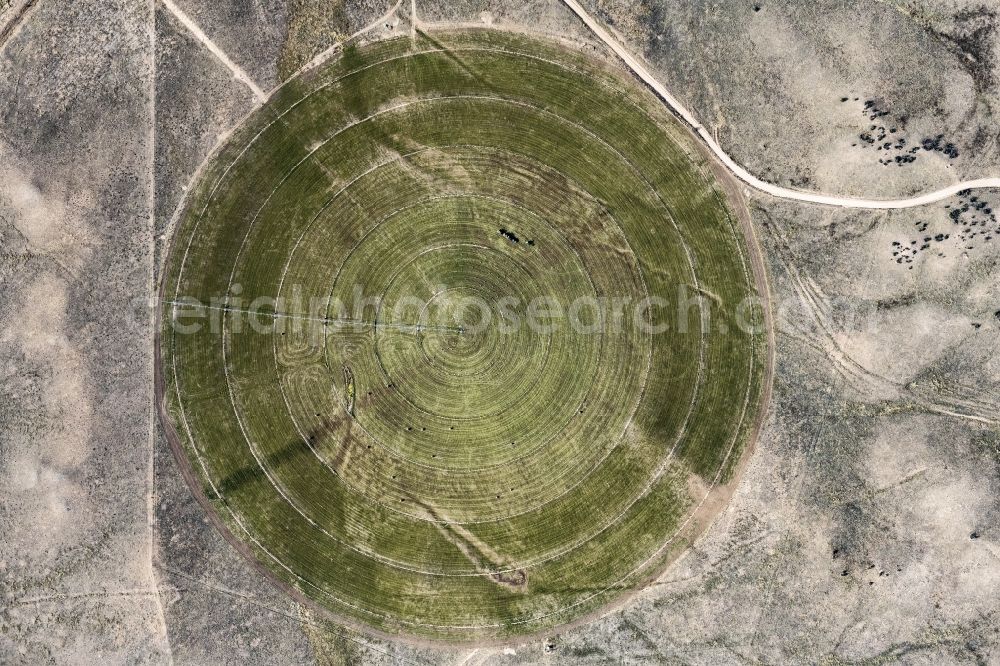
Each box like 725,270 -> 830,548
159,30 -> 767,643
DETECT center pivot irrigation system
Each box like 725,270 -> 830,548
157,30 -> 767,643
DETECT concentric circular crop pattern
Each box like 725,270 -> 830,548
159,31 -> 766,642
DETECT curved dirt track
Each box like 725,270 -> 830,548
561,0 -> 1000,209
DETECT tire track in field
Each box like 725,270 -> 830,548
759,207 -> 999,425
0,0 -> 37,53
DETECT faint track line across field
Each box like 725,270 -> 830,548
760,208 -> 999,425
157,0 -> 406,104
0,0 -> 38,53
14,589 -> 164,606
158,0 -> 265,101
165,299 -> 466,334
157,566 -> 429,666
147,0 -> 174,660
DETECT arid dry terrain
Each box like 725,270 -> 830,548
1,0 -> 999,663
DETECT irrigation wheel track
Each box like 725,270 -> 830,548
157,30 -> 769,644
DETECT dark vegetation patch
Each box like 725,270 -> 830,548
215,418 -> 341,496
845,98 -> 960,167
499,227 -> 519,243
491,569 -> 528,589
278,0 -> 351,81
889,190 -> 1000,268
927,7 -> 997,94
567,644 -> 607,658
875,293 -> 917,311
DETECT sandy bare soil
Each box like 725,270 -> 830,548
580,0 -> 1000,200
1,0 -> 998,663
